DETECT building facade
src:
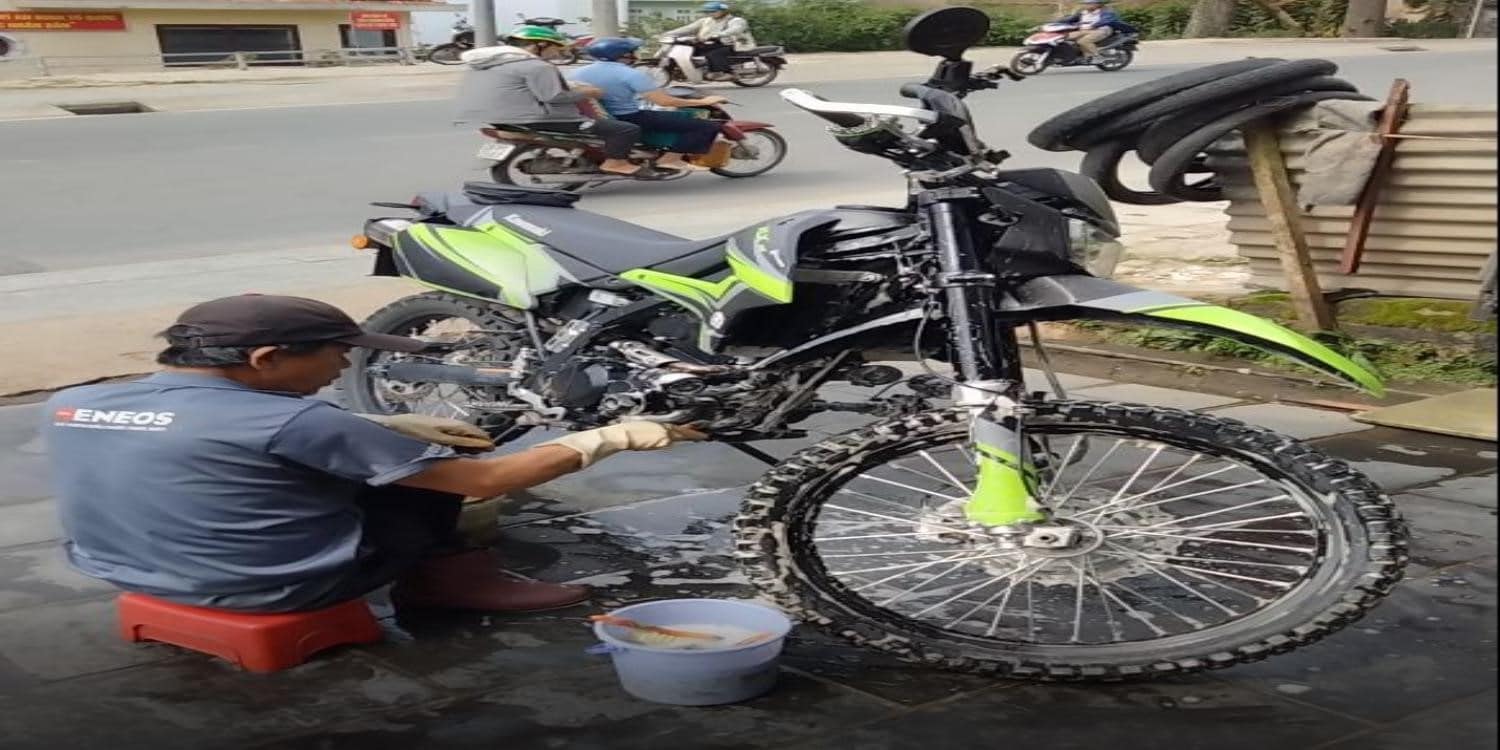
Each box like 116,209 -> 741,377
0,0 -> 462,67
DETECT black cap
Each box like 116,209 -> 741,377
168,294 -> 426,353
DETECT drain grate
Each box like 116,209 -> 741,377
54,101 -> 154,115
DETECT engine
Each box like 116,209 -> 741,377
526,338 -> 787,433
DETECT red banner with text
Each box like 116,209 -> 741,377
350,11 -> 402,31
0,11 -> 126,31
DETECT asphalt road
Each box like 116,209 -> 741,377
0,49 -> 1494,275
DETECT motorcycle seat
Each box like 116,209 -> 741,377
738,46 -> 784,56
490,204 -> 729,277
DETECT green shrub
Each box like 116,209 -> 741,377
1120,0 -> 1195,38
1386,17 -> 1464,36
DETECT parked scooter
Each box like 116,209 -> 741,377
1009,22 -> 1138,75
645,36 -> 787,88
477,87 -> 786,190
426,19 -> 475,65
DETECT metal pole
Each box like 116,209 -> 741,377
591,0 -> 620,36
472,0 -> 497,47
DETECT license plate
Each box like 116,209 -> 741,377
477,142 -> 516,160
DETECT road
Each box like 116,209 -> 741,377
0,48 -> 1495,276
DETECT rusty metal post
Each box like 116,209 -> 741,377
1243,123 -> 1338,331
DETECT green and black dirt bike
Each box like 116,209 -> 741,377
345,7 -> 1405,681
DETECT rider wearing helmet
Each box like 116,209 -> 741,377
571,37 -> 729,170
455,25 -> 645,176
663,1 -> 754,80
1057,0 -> 1127,59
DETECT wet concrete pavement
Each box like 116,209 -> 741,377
0,374 -> 1493,749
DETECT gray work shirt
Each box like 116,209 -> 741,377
43,372 -> 455,611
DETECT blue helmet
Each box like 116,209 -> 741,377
583,36 -> 643,61
700,1 -> 730,11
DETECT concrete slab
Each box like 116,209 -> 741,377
1355,388 -> 1499,442
1311,428 -> 1496,492
1070,382 -> 1242,410
1407,473 -> 1499,509
0,597 -> 179,681
0,544 -> 113,614
0,499 -> 59,548
1226,562 -> 1496,724
826,679 -> 1366,750
1209,402 -> 1372,440
1323,690 -> 1497,750
1393,493 -> 1499,575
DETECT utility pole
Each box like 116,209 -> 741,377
591,0 -> 620,36
473,0 -> 497,47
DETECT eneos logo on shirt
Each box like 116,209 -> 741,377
53,407 -> 176,432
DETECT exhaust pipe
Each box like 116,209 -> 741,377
380,362 -> 515,387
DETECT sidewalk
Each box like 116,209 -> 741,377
2,38 -> 1492,120
0,368 -> 1493,749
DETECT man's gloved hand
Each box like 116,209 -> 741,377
360,414 -> 496,450
540,421 -> 705,468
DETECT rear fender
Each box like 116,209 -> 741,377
763,56 -> 788,67
1008,275 -> 1384,395
725,119 -> 773,135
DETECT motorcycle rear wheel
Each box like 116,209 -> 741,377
734,403 -> 1406,681
1009,50 -> 1050,76
491,144 -> 590,192
427,43 -> 466,65
1095,48 -> 1134,72
731,59 -> 780,87
341,292 -> 533,444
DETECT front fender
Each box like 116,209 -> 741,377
1008,275 -> 1384,396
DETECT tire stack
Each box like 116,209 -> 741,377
1027,58 -> 1373,205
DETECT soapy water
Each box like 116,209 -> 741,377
616,623 -> 770,650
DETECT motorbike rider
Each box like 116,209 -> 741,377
1056,0 -> 1126,59
570,37 -> 729,171
455,25 -> 647,176
663,1 -> 754,81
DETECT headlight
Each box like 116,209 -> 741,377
1067,218 -> 1123,279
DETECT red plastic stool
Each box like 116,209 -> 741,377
117,593 -> 383,672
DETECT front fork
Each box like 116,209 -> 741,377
921,190 -> 1046,529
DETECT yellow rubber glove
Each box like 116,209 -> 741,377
360,414 -> 495,450
540,422 -> 704,468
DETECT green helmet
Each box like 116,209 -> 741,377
506,24 -> 568,45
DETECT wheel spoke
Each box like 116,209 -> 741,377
1105,543 -> 1242,616
1103,543 -> 1275,603
920,450 -> 974,492
1109,529 -> 1317,555
851,473 -> 965,503
1069,561 -> 1088,642
1137,553 -> 1310,573
909,559 -> 1037,619
814,531 -> 966,543
1039,437 -> 1085,498
1085,557 -> 1127,641
1090,475 -> 1265,519
1051,438 -> 1124,512
1129,495 -> 1294,531
1107,509 -> 1310,536
1082,464 -> 1241,518
1077,560 -> 1167,638
875,553 -> 996,606
823,503 -> 990,540
1106,577 -> 1209,629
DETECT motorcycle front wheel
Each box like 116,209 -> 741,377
711,130 -> 788,178
427,43 -> 466,65
1096,48 -> 1134,72
734,403 -> 1406,681
1009,50 -> 1050,76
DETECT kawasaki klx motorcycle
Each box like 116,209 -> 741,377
346,6 -> 1404,681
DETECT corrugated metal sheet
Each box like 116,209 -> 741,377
1209,104 -> 1498,300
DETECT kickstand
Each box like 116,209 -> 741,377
726,442 -> 781,466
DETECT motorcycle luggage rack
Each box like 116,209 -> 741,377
461,181 -> 582,208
